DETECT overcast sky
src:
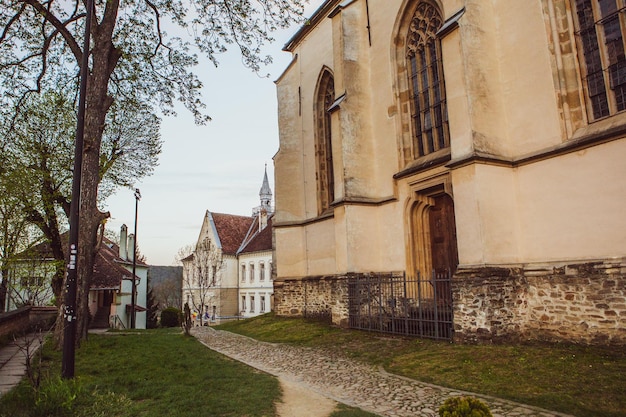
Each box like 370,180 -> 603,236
102,1 -> 325,265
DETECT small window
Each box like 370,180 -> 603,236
241,264 -> 246,282
260,263 -> 265,281
250,295 -> 255,313
260,295 -> 266,313
241,295 -> 246,312
249,263 -> 255,282
574,0 -> 626,120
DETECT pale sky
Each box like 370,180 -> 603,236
103,1 -> 325,266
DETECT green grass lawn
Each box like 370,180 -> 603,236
0,327 -> 375,417
216,314 -> 626,417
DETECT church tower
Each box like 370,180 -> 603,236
252,165 -> 273,221
259,164 -> 273,213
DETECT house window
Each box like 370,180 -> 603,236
241,295 -> 246,312
260,295 -> 266,313
574,0 -> 626,120
315,69 -> 335,214
407,2 -> 449,157
249,263 -> 255,282
250,295 -> 255,313
241,264 -> 246,282
211,265 -> 217,285
259,263 -> 265,281
20,276 -> 44,287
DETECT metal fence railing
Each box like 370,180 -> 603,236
347,271 -> 453,340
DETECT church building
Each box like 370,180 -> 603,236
272,0 -> 626,344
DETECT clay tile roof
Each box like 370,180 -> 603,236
21,233 -> 146,290
211,212 -> 255,255
239,217 -> 273,254
91,241 -> 133,289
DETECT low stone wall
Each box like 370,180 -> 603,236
273,275 -> 350,326
0,306 -> 57,342
275,258 -> 626,345
453,259 -> 626,345
0,306 -> 31,340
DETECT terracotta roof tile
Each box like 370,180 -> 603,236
23,234 -> 145,290
239,217 -> 273,253
211,212 -> 255,255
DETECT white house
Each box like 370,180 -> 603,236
89,225 -> 149,330
183,168 -> 274,322
5,226 -> 148,329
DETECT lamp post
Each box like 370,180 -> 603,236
130,188 -> 141,329
62,0 -> 94,379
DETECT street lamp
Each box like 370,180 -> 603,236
62,0 -> 94,379
130,188 -> 141,329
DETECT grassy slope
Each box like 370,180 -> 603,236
216,314 -> 626,417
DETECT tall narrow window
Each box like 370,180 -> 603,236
407,3 -> 449,157
260,262 -> 265,281
574,0 -> 626,120
249,263 -> 255,282
241,264 -> 246,282
315,70 -> 335,214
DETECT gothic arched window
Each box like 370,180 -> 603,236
315,69 -> 335,214
407,3 -> 449,157
574,0 -> 626,121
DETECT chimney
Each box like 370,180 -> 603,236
128,233 -> 135,263
120,224 -> 128,260
259,208 -> 268,232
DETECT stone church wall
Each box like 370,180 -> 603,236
275,260 -> 626,345
454,259 -> 626,345
273,275 -> 350,326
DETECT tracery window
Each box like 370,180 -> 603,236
574,0 -> 626,120
407,3 -> 449,157
315,70 -> 335,214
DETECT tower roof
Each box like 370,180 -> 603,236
259,164 -> 272,199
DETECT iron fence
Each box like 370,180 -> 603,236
347,271 -> 453,340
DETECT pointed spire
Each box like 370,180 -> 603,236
259,163 -> 272,211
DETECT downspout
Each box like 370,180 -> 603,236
365,0 -> 371,46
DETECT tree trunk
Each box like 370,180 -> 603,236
56,3 -> 122,347
0,263 -> 8,312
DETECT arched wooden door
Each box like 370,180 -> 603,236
428,194 -> 458,276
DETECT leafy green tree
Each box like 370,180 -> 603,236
0,91 -> 161,338
0,0 -> 304,345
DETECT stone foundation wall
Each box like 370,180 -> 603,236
273,275 -> 350,326
454,260 -> 626,344
275,259 -> 626,345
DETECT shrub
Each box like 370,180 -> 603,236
160,307 -> 181,327
34,376 -> 82,416
439,396 -> 493,417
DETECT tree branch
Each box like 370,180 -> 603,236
19,0 -> 83,63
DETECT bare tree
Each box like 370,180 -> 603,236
183,238 -> 222,326
153,279 -> 182,310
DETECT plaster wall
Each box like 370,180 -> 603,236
516,140 -> 626,262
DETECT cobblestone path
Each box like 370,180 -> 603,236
192,327 -> 573,417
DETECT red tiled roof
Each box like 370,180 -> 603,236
91,240 -> 134,289
22,234 -> 145,290
211,212 -> 255,255
239,217 -> 273,254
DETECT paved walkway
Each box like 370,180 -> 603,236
0,333 -> 44,396
193,327 -> 574,417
